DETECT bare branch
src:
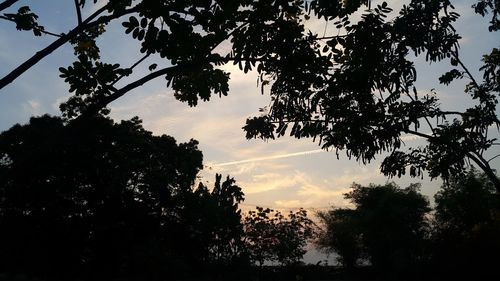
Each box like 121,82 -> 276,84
74,0 -> 82,25
452,47 -> 482,93
314,34 -> 348,40
0,0 -> 19,12
405,129 -> 433,140
109,53 -> 151,87
468,151 -> 500,193
487,153 -> 500,163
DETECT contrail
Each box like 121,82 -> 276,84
211,149 -> 324,167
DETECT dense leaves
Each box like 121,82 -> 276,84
2,1 -> 497,188
241,0 -> 500,190
316,182 -> 430,276
0,115 -> 256,280
430,169 -> 500,279
3,5 -> 44,36
316,208 -> 362,269
243,207 -> 315,266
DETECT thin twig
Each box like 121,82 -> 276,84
487,153 -> 500,163
452,47 -> 482,93
0,15 -> 63,37
109,53 -> 151,87
74,0 -> 83,25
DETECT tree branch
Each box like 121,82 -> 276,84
0,4 -> 139,91
74,0 -> 82,25
79,62 -> 205,119
404,129 -> 433,140
487,153 -> 500,163
313,34 -> 348,40
0,15 -> 63,37
76,21 -> 250,118
109,53 -> 151,88
0,0 -> 18,12
467,151 -> 500,193
452,48 -> 482,93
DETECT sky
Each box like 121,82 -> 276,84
1,1 -> 499,262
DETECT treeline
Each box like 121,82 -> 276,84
316,171 -> 500,280
0,115 -> 314,281
0,115 -> 499,281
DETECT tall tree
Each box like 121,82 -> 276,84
177,174 -> 246,267
316,182 -> 431,275
0,115 -> 206,280
431,169 -> 500,279
243,207 -> 315,266
316,208 -> 362,269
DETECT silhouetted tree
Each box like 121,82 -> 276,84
316,182 -> 430,277
243,207 -> 315,266
316,208 -> 362,269
0,115 -> 207,280
177,174 -> 247,268
431,168 -> 500,279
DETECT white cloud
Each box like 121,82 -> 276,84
274,200 -> 302,208
23,100 -> 41,115
212,149 -> 323,167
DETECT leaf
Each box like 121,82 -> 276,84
140,18 -> 147,28
149,63 -> 157,71
129,16 -> 139,27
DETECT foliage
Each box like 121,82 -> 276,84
316,208 -> 362,269
178,174 -> 247,267
241,0 -> 500,190
2,1 -> 498,189
316,182 -> 431,274
243,206 -> 315,266
0,0 -> 313,118
431,169 -> 500,279
0,115 -> 248,280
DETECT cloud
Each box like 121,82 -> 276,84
274,200 -> 302,208
242,172 -> 301,194
23,100 -> 41,115
212,149 -> 323,167
237,167 -> 378,209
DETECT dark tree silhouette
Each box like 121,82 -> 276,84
431,169 -> 500,280
316,182 -> 430,277
242,1 -> 500,191
316,208 -> 362,270
243,207 -> 315,266
176,174 -> 247,269
0,115 -> 208,280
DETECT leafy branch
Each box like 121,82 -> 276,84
0,3 -> 140,91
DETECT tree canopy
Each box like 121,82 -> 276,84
0,115 -> 323,280
431,169 -> 500,279
316,182 -> 431,275
244,0 -> 500,190
0,115 -> 254,280
243,206 -> 315,266
1,0 -> 498,191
